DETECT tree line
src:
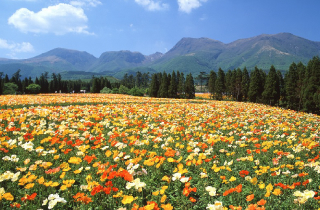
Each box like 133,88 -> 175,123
0,71 -> 107,94
0,56 -> 319,114
207,56 -> 320,114
149,71 -> 195,99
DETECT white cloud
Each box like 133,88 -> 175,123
177,0 -> 208,13
135,0 -> 169,11
0,38 -> 34,58
69,0 -> 102,8
8,3 -> 92,35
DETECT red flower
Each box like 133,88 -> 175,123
239,170 -> 249,178
103,187 -> 111,195
105,181 -> 113,187
189,197 -> 196,202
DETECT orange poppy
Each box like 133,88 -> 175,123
246,194 -> 254,201
257,199 -> 267,205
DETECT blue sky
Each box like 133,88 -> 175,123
1,0 -> 320,59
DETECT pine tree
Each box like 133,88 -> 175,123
149,74 -> 159,97
0,72 -> 3,95
185,73 -> 195,99
135,71 -> 143,88
302,56 -> 320,113
91,77 -> 100,93
214,68 -> 225,100
158,72 -> 168,98
177,72 -> 185,98
4,74 -> 9,83
208,70 -> 217,98
141,73 -> 150,88
277,70 -> 284,106
197,72 -> 208,93
39,72 -> 49,93
262,65 -> 280,106
235,68 -> 243,101
168,71 -> 178,98
22,77 -> 29,94
248,67 -> 265,103
225,70 -> 233,98
241,67 -> 250,101
296,62 -> 306,110
230,69 -> 237,99
285,63 -> 299,109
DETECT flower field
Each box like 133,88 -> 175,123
1,94 -> 320,210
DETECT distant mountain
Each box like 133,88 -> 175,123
0,48 -> 99,78
0,33 -> 319,79
150,33 -> 320,74
88,50 -> 160,73
31,48 -> 97,71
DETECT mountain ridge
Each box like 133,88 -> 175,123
0,32 -> 320,79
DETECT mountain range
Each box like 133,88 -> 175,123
0,32 -> 320,79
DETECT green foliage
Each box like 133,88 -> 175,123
302,56 -> 320,113
208,70 -> 217,98
128,87 -> 144,96
119,85 -> 130,94
214,68 -> 225,100
248,67 -> 265,103
235,68 -> 243,101
100,87 -> 113,93
158,72 -> 168,98
262,65 -> 280,105
149,74 -> 159,97
26,83 -> 41,94
168,71 -> 178,98
3,82 -> 18,95
112,88 -> 119,94
241,67 -> 250,101
177,72 -> 185,98
185,73 -> 195,99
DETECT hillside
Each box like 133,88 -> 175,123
0,33 -> 319,79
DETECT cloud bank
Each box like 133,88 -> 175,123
177,0 -> 208,13
69,0 -> 102,8
8,3 -> 92,35
0,38 -> 34,58
135,0 -> 169,11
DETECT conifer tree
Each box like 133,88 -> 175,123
158,72 -> 168,98
241,67 -> 250,101
225,70 -> 233,98
167,73 -> 171,92
168,71 -> 178,98
135,71 -> 143,88
248,67 -> 265,103
285,62 -> 299,109
4,74 -> 9,83
157,73 -> 162,97
214,68 -> 225,100
208,70 -> 217,98
91,77 -> 100,93
0,72 -> 3,95
177,72 -> 185,98
277,70 -> 284,106
296,62 -> 306,110
39,72 -> 49,93
262,65 -> 280,105
235,68 -> 243,101
149,74 -> 159,97
302,56 -> 320,113
185,73 -> 195,99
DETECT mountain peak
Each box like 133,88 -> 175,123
1,33 -> 320,79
